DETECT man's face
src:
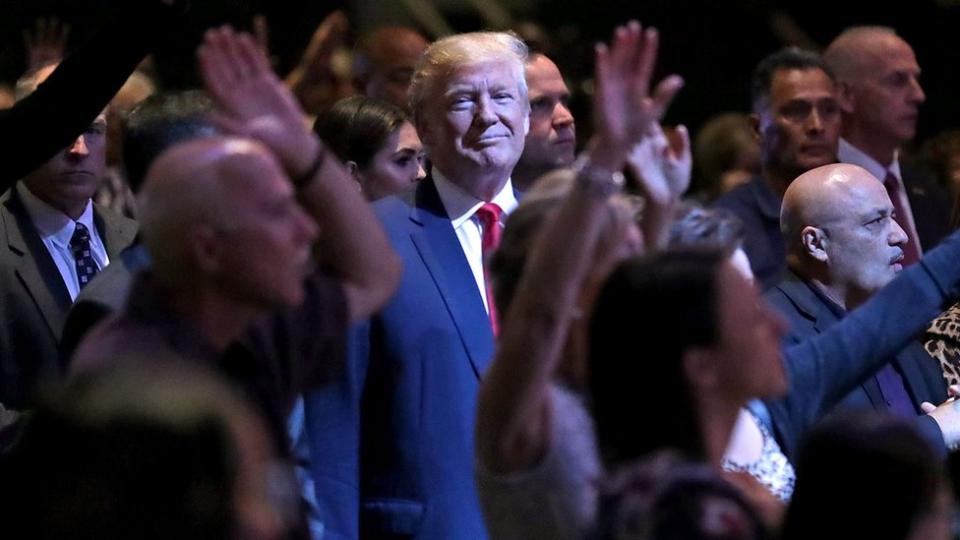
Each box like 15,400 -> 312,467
821,177 -> 908,296
365,31 -> 428,112
518,55 -> 575,173
23,113 -> 107,218
756,68 -> 840,179
845,34 -> 925,146
215,151 -> 319,308
419,59 -> 529,181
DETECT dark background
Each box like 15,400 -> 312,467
2,0 -> 957,146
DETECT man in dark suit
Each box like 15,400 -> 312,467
714,48 -> 841,290
825,26 -> 951,260
765,162 -> 951,456
306,32 -> 529,539
0,63 -> 136,413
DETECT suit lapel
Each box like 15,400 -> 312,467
778,274 -> 839,334
409,179 -> 494,379
93,204 -> 137,259
2,191 -> 71,339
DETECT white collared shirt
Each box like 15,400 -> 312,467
17,182 -> 109,301
432,170 -> 518,313
838,138 -> 923,255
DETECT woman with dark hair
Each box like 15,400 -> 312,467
590,248 -> 787,468
313,95 -> 425,200
475,21 -> 687,540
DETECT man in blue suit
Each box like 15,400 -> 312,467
307,32 -> 530,539
765,163 -> 953,457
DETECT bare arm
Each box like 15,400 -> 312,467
476,22 -> 682,474
198,27 -> 401,323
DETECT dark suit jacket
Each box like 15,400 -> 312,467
713,175 -> 784,290
901,164 -> 951,253
0,187 -> 137,410
764,270 -> 950,458
305,177 -> 494,539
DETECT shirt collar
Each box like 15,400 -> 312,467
432,169 -> 519,228
16,182 -> 96,247
838,138 -> 902,183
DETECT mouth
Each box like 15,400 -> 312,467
890,252 -> 904,271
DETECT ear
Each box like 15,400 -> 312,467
801,225 -> 829,263
836,81 -> 855,114
415,113 -> 434,150
749,112 -> 761,142
188,224 -> 223,275
523,106 -> 530,136
345,160 -> 361,181
683,346 -> 721,393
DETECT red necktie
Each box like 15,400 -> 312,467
474,202 -> 503,335
883,172 -> 920,267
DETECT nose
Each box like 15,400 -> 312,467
909,76 -> 926,105
474,94 -> 498,128
68,134 -> 90,157
806,109 -> 824,134
890,217 -> 909,247
415,159 -> 427,181
553,102 -> 574,129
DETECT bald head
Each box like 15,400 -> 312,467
782,163 -> 880,250
824,27 -> 900,83
138,136 -> 283,282
824,27 -> 925,157
782,163 -> 908,305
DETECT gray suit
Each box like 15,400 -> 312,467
0,187 -> 137,410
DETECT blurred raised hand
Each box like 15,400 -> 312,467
197,26 -> 318,177
23,17 -> 70,70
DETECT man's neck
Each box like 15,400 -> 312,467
166,285 -> 259,352
435,163 -> 511,202
843,128 -> 897,168
510,161 -> 550,193
761,168 -> 793,200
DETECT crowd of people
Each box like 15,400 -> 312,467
3,1 -> 960,539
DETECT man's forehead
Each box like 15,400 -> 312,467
770,68 -> 835,100
443,61 -> 521,89
526,57 -> 567,93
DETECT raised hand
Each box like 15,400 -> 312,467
591,21 -> 683,169
23,17 -> 70,70
627,123 -> 691,206
197,26 -> 319,177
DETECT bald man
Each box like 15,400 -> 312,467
825,27 -> 950,263
511,53 -> 576,192
765,163 -> 953,455
353,26 -> 429,111
71,28 -> 401,539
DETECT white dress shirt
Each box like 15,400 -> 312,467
17,182 -> 110,301
838,138 -> 923,255
433,170 -> 518,313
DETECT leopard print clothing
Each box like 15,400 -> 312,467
924,302 -> 960,387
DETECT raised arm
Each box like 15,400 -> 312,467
1,0 -> 182,187
768,228 -> 960,456
476,21 -> 682,475
197,27 -> 401,323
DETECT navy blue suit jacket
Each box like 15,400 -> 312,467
765,272 -> 947,457
306,178 -> 494,539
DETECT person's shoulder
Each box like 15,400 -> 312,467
712,176 -> 761,211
